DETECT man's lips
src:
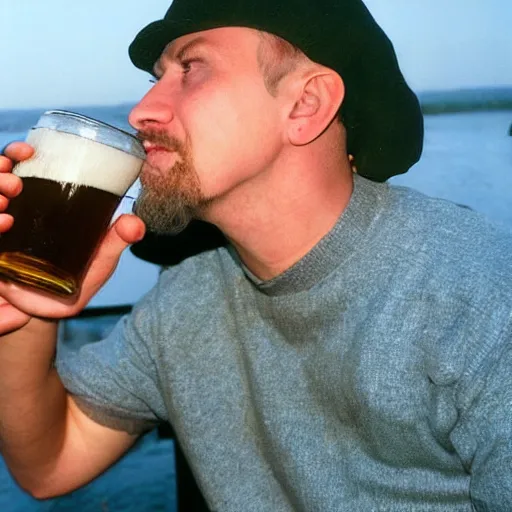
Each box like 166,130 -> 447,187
141,144 -> 182,178
143,143 -> 169,154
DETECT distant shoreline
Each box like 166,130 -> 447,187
418,87 -> 512,115
1,87 -> 511,132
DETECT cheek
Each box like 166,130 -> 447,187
185,84 -> 282,180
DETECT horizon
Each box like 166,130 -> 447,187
1,85 -> 512,115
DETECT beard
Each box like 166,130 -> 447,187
133,130 -> 207,235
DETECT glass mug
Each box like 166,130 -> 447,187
0,110 -> 145,296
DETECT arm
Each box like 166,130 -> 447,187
0,143 -> 147,498
0,318 -> 137,499
451,329 -> 512,511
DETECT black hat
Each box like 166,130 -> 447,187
129,0 -> 424,182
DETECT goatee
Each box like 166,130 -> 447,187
133,130 -> 205,235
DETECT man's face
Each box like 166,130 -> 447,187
129,27 -> 285,234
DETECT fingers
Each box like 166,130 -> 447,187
0,214 -> 146,319
0,155 -> 14,174
0,214 -> 14,233
3,142 -> 35,162
0,142 -> 34,174
0,277 -> 83,320
0,195 -> 10,211
0,142 -> 28,218
0,173 -> 23,200
112,214 -> 146,245
0,301 -> 32,334
0,172 -> 23,229
94,214 -> 145,269
78,214 -> 145,299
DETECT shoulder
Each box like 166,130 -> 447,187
370,183 -> 512,340
158,246 -> 240,294
120,246 -> 246,363
380,184 -> 512,289
130,246 -> 241,325
372,185 -> 512,385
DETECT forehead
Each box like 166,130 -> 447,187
154,27 -> 261,73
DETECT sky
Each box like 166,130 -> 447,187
1,0 -> 511,109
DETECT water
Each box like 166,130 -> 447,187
0,431 -> 176,512
2,106 -> 511,233
390,110 -> 512,229
0,106 -> 511,510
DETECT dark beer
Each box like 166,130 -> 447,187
0,177 -> 120,295
0,111 -> 144,296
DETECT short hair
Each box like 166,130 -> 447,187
256,31 -> 344,125
256,31 -> 306,96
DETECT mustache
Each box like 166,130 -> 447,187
137,129 -> 184,153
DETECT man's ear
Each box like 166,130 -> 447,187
287,69 -> 344,146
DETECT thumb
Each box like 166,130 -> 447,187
0,301 -> 31,334
79,214 -> 146,296
96,213 -> 146,266
110,213 -> 146,247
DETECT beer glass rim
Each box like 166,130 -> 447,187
34,110 -> 146,160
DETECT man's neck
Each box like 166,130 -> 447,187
203,147 -> 354,281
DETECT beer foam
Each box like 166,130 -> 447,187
14,128 -> 143,196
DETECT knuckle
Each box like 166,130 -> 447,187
2,174 -> 21,193
0,155 -> 13,168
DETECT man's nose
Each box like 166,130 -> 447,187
129,85 -> 174,131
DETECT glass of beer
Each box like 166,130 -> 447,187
0,110 -> 145,296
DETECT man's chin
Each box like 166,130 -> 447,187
133,187 -> 198,235
134,204 -> 194,235
140,164 -> 165,185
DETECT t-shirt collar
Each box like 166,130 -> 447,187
230,174 -> 389,296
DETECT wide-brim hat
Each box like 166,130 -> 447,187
129,0 -> 424,182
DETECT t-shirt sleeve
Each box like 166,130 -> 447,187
451,323 -> 512,511
55,286 -> 168,435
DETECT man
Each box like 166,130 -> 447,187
0,0 -> 511,511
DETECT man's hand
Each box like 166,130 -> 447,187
0,142 -> 144,498
0,142 -> 146,333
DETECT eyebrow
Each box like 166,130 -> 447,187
153,36 -> 211,77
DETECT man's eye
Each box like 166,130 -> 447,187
180,58 -> 202,74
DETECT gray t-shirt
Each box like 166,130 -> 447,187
57,175 -> 512,511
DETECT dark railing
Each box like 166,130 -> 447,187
75,304 -> 133,318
